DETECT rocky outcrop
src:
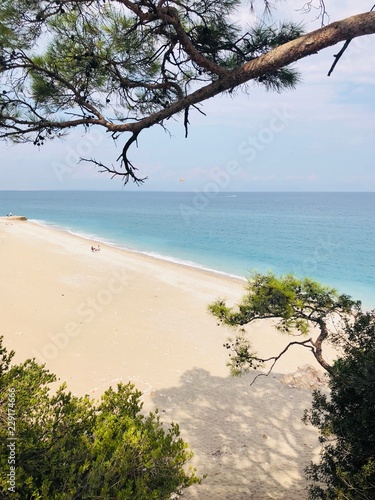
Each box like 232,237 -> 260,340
1,215 -> 27,221
279,364 -> 328,390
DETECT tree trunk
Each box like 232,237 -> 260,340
313,319 -> 334,374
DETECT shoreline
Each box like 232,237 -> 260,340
13,215 -> 249,284
0,218 -> 250,396
31,217 -> 249,283
1,189 -> 374,310
0,218 -> 328,499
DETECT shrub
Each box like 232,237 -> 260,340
0,337 -> 199,499
304,311 -> 375,499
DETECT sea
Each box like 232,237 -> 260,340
1,191 -> 374,309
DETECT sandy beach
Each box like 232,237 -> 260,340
0,218 -> 332,499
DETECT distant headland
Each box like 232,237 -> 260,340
1,215 -> 27,221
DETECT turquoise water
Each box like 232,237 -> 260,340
1,191 -> 374,308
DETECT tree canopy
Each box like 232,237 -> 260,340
209,272 -> 361,377
0,1 -> 374,183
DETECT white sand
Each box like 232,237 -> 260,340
0,218 -> 330,498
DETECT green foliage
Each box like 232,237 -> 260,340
0,0 -> 42,49
0,337 -> 199,499
0,1 -> 324,182
303,311 -> 375,499
223,332 -> 264,376
210,271 -> 358,332
0,1 -> 304,133
209,272 -> 360,334
209,272 -> 360,375
0,2 -> 373,184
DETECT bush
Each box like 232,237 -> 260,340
0,337 -> 199,499
304,311 -> 375,499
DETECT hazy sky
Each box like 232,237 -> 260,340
0,0 -> 374,192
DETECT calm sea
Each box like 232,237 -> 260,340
1,191 -> 374,308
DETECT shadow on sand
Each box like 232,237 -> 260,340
152,368 -> 319,500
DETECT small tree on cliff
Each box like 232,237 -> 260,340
210,273 -> 375,497
0,1 -> 375,183
208,271 -> 361,377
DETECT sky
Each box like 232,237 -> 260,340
0,0 -> 374,192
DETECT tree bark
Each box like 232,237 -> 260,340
313,319 -> 334,373
122,11 -> 375,135
241,12 -> 375,79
